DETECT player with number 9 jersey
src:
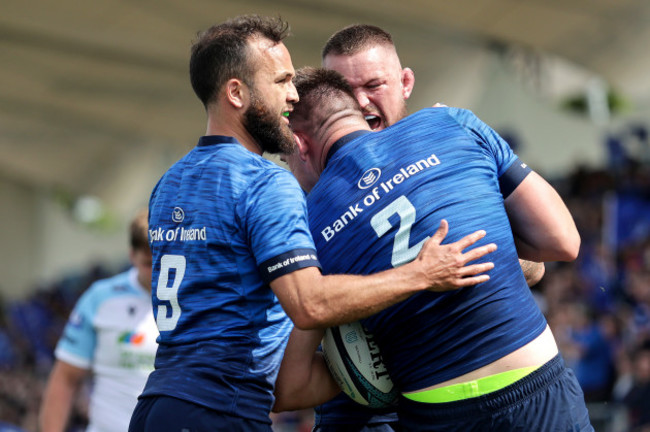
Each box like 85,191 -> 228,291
140,136 -> 320,424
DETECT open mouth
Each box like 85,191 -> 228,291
364,115 -> 381,131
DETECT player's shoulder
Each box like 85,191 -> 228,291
222,147 -> 294,182
413,107 -> 494,144
245,157 -> 302,193
413,106 -> 478,123
79,270 -> 139,308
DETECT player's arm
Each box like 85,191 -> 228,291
505,171 -> 580,262
271,219 -> 496,329
39,360 -> 88,432
519,258 -> 545,287
432,107 -> 547,286
273,327 -> 340,412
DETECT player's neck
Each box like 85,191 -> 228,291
320,119 -> 370,172
205,109 -> 263,155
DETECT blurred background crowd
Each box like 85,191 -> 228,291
1,131 -> 649,431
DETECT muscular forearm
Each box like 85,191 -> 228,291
273,328 -> 340,412
39,381 -> 76,432
299,264 -> 435,328
273,221 -> 496,329
39,362 -> 85,432
506,172 -> 580,262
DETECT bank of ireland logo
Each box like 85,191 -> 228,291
358,168 -> 381,189
172,207 -> 184,223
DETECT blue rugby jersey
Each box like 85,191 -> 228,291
141,135 -> 320,424
308,107 -> 546,396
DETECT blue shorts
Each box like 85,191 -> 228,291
129,395 -> 272,432
397,354 -> 593,432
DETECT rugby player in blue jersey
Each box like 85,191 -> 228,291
279,24 -> 545,432
128,15 -> 498,432
322,24 -> 545,289
273,67 -> 592,431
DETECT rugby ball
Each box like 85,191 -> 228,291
321,321 -> 398,408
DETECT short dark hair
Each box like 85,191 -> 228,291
322,24 -> 394,59
190,15 -> 290,107
130,208 -> 150,253
291,67 -> 361,125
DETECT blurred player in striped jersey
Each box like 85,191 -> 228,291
39,209 -> 158,432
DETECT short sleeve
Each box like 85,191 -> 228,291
448,107 -> 532,198
238,167 -> 320,283
54,287 -> 98,369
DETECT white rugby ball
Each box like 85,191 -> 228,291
321,321 -> 398,408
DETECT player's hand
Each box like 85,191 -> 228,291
432,102 -> 447,108
415,219 -> 496,291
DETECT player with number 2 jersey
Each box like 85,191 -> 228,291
308,108 -> 538,387
304,105 -> 591,431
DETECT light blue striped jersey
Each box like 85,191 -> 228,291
56,268 -> 158,432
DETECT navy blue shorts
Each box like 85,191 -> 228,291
397,354 -> 593,432
128,395 -> 272,432
313,423 -> 401,432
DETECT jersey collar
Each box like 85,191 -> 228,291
324,130 -> 371,169
197,135 -> 241,147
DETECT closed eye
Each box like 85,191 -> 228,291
277,73 -> 294,84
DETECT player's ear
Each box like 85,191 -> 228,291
225,78 -> 247,109
401,67 -> 415,100
292,132 -> 310,162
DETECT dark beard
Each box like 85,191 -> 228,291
243,91 -> 296,155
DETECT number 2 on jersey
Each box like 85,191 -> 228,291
156,254 -> 185,331
370,195 -> 429,267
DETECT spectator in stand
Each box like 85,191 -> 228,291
565,303 -> 616,402
622,340 -> 650,431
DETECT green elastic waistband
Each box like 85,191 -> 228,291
403,366 -> 539,403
